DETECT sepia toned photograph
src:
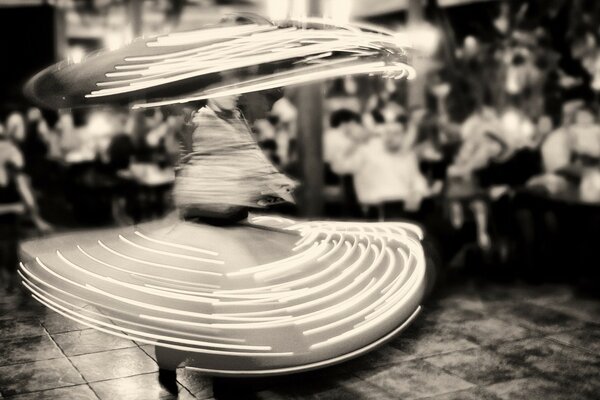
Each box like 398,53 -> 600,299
0,0 -> 598,399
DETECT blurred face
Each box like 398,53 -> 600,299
537,116 -> 553,135
384,127 -> 404,152
346,121 -> 368,142
575,109 -> 595,126
27,107 -> 42,122
210,95 -> 240,111
6,113 -> 25,142
480,106 -> 496,120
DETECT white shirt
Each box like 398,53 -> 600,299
323,128 -> 354,173
499,109 -> 535,149
541,129 -> 571,172
570,124 -> 600,158
333,137 -> 428,205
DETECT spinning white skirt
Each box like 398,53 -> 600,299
19,215 -> 425,376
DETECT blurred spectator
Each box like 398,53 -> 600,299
330,111 -> 432,219
446,104 -> 506,251
127,109 -> 161,163
254,118 -> 276,142
5,112 -> 26,146
52,111 -> 79,158
0,118 -> 51,292
541,101 -> 581,172
580,168 -> 600,203
570,106 -> 600,164
498,104 -> 537,150
450,105 -> 505,178
324,109 -> 363,174
323,109 -> 363,217
325,78 -> 361,114
162,115 -> 186,166
22,107 -> 50,187
105,131 -> 135,172
271,96 -> 298,168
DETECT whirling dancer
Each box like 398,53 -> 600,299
21,14 -> 428,396
175,93 -> 296,223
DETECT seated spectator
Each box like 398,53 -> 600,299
254,118 -> 276,141
162,115 -> 186,167
450,105 -> 506,177
322,109 -> 364,217
540,101 -> 583,172
271,96 -> 298,167
323,109 -> 363,175
497,105 -> 536,151
55,111 -> 81,156
23,107 -> 50,186
446,106 -> 507,251
106,132 -> 136,172
5,112 -> 26,147
580,168 -> 600,203
542,122 -> 572,173
332,114 -> 432,219
569,107 -> 600,165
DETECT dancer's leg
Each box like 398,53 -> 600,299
155,346 -> 186,394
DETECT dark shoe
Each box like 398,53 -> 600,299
158,368 -> 178,395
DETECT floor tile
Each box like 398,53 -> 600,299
40,312 -> 88,334
339,377 -> 397,399
0,335 -> 64,366
421,386 -> 502,400
138,344 -> 157,362
255,376 -> 394,400
2,278 -> 598,399
421,302 -> 487,324
210,367 -> 356,399
494,302 -> 591,334
496,284 -> 575,305
491,337 -> 600,396
340,344 -> 417,371
52,329 -> 136,356
0,291 -> 45,317
485,377 -> 597,400
4,384 -> 98,399
537,298 -> 600,325
390,319 -> 479,357
446,317 -> 534,346
548,327 -> 600,355
90,372 -> 195,400
470,283 -> 574,306
0,318 -> 45,340
355,359 -> 474,400
0,358 -> 84,396
0,306 -> 42,321
424,347 -> 534,385
175,368 -> 213,399
69,347 -> 157,383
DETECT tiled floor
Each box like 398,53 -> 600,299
0,277 -> 598,399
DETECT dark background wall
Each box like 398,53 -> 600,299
0,4 -> 56,117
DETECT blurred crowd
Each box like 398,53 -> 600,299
304,0 -> 600,279
3,0 -> 600,292
0,105 -> 186,291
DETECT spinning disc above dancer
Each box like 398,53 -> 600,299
20,14 -> 427,394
